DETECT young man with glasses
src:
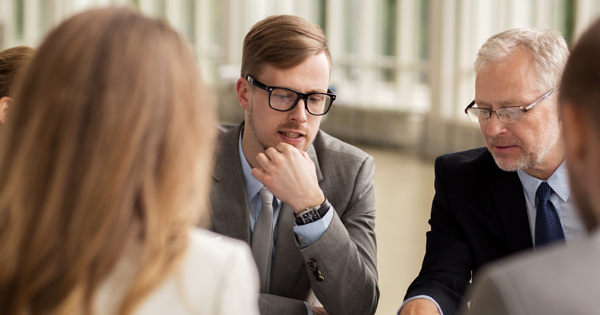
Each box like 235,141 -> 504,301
208,15 -> 378,315
400,29 -> 587,315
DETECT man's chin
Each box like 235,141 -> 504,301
261,140 -> 309,152
491,155 -> 527,172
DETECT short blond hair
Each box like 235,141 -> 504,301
241,15 -> 331,78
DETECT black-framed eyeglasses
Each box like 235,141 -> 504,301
245,75 -> 336,116
464,88 -> 558,124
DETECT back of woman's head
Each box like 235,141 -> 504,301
0,7 -> 214,315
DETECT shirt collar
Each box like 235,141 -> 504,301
517,160 -> 570,204
238,128 -> 279,206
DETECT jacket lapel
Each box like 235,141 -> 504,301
490,168 -> 533,253
306,141 -> 323,182
209,123 -> 251,243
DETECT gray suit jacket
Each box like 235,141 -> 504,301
465,231 -> 599,315
208,122 -> 379,315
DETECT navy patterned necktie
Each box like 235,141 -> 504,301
534,182 -> 566,247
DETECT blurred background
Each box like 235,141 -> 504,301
2,0 -> 600,314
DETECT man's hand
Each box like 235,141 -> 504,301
398,299 -> 441,315
251,142 -> 325,214
310,306 -> 328,315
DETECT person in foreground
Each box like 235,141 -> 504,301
0,7 -> 259,315
465,17 -> 600,315
208,15 -> 378,315
400,28 -> 586,315
0,46 -> 35,123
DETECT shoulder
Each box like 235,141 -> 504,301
179,229 -> 257,305
178,229 -> 256,288
131,229 -> 258,314
493,233 -> 599,282
472,233 -> 600,313
215,123 -> 241,143
435,147 -> 496,174
186,228 -> 253,264
437,147 -> 491,165
312,130 -> 372,164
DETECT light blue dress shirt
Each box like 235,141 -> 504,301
238,131 -> 333,315
517,160 -> 587,244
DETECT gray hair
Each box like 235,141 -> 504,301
474,28 -> 569,92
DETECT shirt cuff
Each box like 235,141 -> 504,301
398,295 -> 443,315
304,301 -> 313,315
293,204 -> 334,246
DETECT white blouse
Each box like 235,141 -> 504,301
94,228 -> 260,315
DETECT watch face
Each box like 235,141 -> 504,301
302,210 -> 321,223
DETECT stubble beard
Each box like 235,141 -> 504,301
248,104 -> 271,151
248,102 -> 311,151
489,117 -> 561,172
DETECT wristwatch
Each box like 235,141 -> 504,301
295,198 -> 330,225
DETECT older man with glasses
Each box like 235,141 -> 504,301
399,28 -> 587,315
207,15 -> 378,315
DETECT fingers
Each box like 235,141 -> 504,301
251,167 -> 267,182
273,142 -> 311,160
255,143 -> 311,175
255,152 -> 271,170
274,142 -> 293,152
263,146 -> 280,160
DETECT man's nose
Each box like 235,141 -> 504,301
484,113 -> 508,137
288,98 -> 308,123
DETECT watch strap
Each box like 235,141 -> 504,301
295,198 -> 330,225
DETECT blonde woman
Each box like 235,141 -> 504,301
0,7 -> 259,315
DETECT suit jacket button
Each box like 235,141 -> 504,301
307,259 -> 317,271
313,270 -> 324,281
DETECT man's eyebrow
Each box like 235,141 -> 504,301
278,85 -> 328,94
305,87 -> 329,94
473,99 -> 524,107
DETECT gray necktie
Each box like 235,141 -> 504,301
252,187 -> 274,293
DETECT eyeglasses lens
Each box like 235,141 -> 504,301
269,88 -> 333,115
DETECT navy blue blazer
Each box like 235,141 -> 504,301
405,147 -> 533,315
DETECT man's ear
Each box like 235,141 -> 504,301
562,102 -> 588,164
0,96 -> 12,124
236,78 -> 251,111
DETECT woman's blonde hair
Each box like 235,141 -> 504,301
0,7 -> 214,315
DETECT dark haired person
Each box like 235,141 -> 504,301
0,45 -> 35,123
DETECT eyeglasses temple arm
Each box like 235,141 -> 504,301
524,87 -> 559,111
